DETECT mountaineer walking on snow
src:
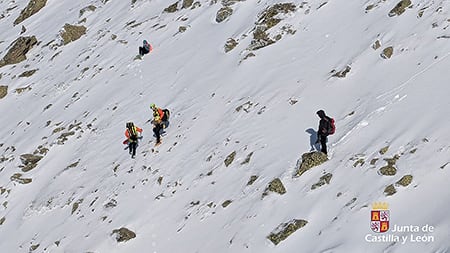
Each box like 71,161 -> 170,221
315,110 -> 335,155
150,103 -> 170,146
124,122 -> 143,158
139,40 -> 153,56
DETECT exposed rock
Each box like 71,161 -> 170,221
257,3 -> 296,29
182,0 -> 194,8
372,40 -> 381,50
331,65 -> 351,78
222,200 -> 232,208
248,26 -> 275,51
379,146 -> 389,155
263,178 -> 286,197
224,151 -> 236,167
0,86 -> 7,99
164,2 -> 178,13
247,175 -> 258,186
18,69 -> 38,77
268,219 -> 308,245
178,26 -> 187,33
0,217 -> 5,225
79,5 -> 96,17
379,165 -> 397,176
112,227 -> 136,242
0,36 -> 37,68
216,6 -> 233,23
389,0 -> 412,17
14,0 -> 47,25
10,173 -> 32,184
294,152 -> 328,177
353,158 -> 365,167
221,0 -> 245,6
224,38 -> 238,53
311,173 -> 332,190
21,25 -> 27,34
240,152 -> 253,165
57,131 -> 75,144
60,24 -> 87,45
20,154 -> 43,172
71,199 -> 83,214
247,3 -> 296,51
29,244 -> 40,252
379,155 -> 400,176
384,184 -> 397,196
370,158 -> 379,165
381,46 -> 393,59
396,175 -> 413,187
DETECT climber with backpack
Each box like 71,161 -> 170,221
124,122 -> 143,158
315,110 -> 335,155
150,103 -> 170,146
139,40 -> 153,56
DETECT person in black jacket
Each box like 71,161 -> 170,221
316,110 -> 331,154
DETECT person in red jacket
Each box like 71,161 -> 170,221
139,40 -> 153,56
125,122 -> 143,158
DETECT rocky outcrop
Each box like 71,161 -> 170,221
381,46 -> 393,59
216,7 -> 233,23
14,0 -> 47,25
311,173 -> 332,190
61,24 -> 87,45
20,154 -> 43,172
112,227 -> 136,242
262,178 -> 286,197
268,219 -> 308,245
164,2 -> 178,13
0,86 -> 7,99
331,65 -> 351,78
0,36 -> 37,68
224,151 -> 236,167
294,152 -> 328,177
396,175 -> 413,187
389,0 -> 412,17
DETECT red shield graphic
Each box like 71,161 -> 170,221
371,210 -> 390,233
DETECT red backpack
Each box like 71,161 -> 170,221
327,117 -> 336,135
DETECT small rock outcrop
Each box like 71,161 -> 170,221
112,227 -> 136,242
216,7 -> 233,23
262,178 -> 286,197
311,173 -> 333,190
294,152 -> 328,177
20,154 -> 43,172
396,175 -> 413,187
14,0 -> 47,25
384,184 -> 397,196
388,0 -> 412,17
331,65 -> 351,78
224,151 -> 236,167
0,36 -> 37,68
0,86 -> 7,99
164,2 -> 178,13
268,219 -> 308,245
60,24 -> 87,45
381,46 -> 394,59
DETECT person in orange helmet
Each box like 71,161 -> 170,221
125,122 -> 143,158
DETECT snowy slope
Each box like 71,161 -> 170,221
0,0 -> 449,252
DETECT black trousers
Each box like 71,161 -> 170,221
129,142 -> 137,156
153,124 -> 163,143
139,47 -> 149,56
318,134 -> 328,154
